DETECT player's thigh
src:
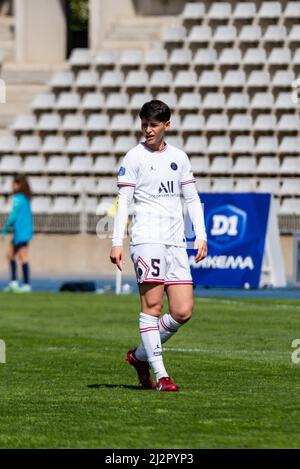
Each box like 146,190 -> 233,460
17,246 -> 29,263
6,242 -> 15,260
139,282 -> 165,317
165,283 -> 194,323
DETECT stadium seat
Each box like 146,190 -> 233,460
211,178 -> 234,192
207,2 -> 232,20
94,177 -> 118,195
0,155 -> 22,173
74,70 -> 99,89
272,70 -> 295,88
49,71 -> 74,90
45,155 -> 70,173
213,26 -> 237,43
150,70 -> 173,89
169,48 -> 192,68
268,48 -> 291,66
279,136 -> 300,153
31,196 -> 52,214
11,114 -> 37,132
62,114 -> 85,133
69,48 -> 92,69
182,2 -> 206,22
210,156 -> 233,174
94,49 -> 119,69
31,93 -> 55,112
256,178 -> 280,195
48,176 -> 72,194
17,135 -> 41,154
187,26 -> 212,45
106,92 -> 129,111
68,156 -> 93,174
37,113 -> 61,132
81,92 -> 105,112
51,196 -> 78,213
205,114 -> 229,132
193,48 -> 217,69
163,25 -> 187,46
71,178 -> 96,195
218,48 -> 242,66
119,48 -> 143,68
144,48 -> 168,68
99,70 -> 124,89
284,2 -> 300,19
85,114 -> 109,133
29,176 -> 49,194
233,2 -> 256,20
178,92 -> 201,111
65,136 -> 89,154
256,156 -> 280,174
274,92 -> 295,109
113,136 -> 137,154
247,71 -> 271,89
110,114 -> 133,132
263,26 -> 287,43
168,114 -> 181,132
56,92 -> 80,112
0,176 -> 13,194
41,136 -> 66,154
235,179 -> 257,191
208,136 -> 231,154
23,155 -> 46,174
0,135 -> 17,153
280,178 -> 300,195
232,136 -> 254,154
165,136 -> 184,149
239,25 -> 262,43
251,92 -> 274,109
233,156 -> 256,174
182,114 -> 205,133
288,25 -> 300,43
90,136 -> 113,154
229,114 -> 252,132
198,71 -> 222,88
202,92 -> 226,110
253,114 -> 277,132
255,136 -> 278,154
93,156 -> 117,174
223,70 -> 246,88
75,196 -> 98,213
125,71 -> 148,89
280,156 -> 300,174
226,93 -> 250,110
243,48 -> 267,66
174,71 -> 197,91
184,136 -> 207,154
277,114 -> 300,132
258,2 -> 282,19
190,156 -> 209,174
196,178 -> 211,192
279,198 -> 300,215
129,93 -> 153,111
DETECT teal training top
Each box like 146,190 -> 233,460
2,193 -> 33,244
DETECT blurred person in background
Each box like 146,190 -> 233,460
1,174 -> 33,292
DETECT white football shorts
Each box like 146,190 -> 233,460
130,243 -> 193,286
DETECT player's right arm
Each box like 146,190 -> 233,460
110,151 -> 137,270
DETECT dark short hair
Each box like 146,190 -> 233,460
139,100 -> 171,123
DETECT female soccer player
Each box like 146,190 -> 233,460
1,174 -> 33,292
110,100 -> 207,391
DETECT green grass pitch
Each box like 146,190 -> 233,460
0,292 -> 300,448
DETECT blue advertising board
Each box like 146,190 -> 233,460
186,193 -> 271,288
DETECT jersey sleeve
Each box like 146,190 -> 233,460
180,154 -> 196,187
117,151 -> 138,188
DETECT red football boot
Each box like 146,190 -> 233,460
156,376 -> 179,392
125,349 -> 155,390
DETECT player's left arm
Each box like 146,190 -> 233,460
182,182 -> 207,263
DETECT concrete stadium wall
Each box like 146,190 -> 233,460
0,234 -> 294,283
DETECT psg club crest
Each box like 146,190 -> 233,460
170,162 -> 178,170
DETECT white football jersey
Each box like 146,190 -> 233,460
117,142 -> 196,247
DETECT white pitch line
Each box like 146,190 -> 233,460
198,298 -> 300,310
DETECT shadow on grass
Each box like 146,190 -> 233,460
87,383 -> 146,390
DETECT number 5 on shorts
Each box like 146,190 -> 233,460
151,259 -> 160,277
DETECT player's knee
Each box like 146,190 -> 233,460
172,304 -> 193,323
144,300 -> 163,316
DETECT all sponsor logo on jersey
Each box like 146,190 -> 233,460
158,181 -> 174,194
